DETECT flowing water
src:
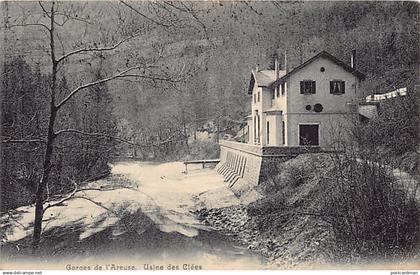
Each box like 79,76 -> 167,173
1,161 -> 265,269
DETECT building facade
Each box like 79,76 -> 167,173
246,51 -> 366,149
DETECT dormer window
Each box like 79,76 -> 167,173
300,80 -> 316,94
330,80 -> 345,94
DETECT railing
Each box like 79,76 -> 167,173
183,159 -> 220,173
219,140 -> 321,157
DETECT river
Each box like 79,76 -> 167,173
0,161 -> 265,269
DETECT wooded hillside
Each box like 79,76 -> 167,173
1,1 -> 418,212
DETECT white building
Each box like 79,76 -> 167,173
246,51 -> 366,148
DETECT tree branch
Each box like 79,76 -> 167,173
55,65 -> 141,109
38,1 -> 51,19
119,74 -> 185,83
43,180 -> 137,213
7,23 -> 50,32
56,65 -> 187,110
120,0 -> 171,28
56,38 -> 128,63
43,180 -> 78,213
54,128 -> 149,147
1,138 -> 46,144
54,128 -> 182,148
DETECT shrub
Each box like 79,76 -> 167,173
186,139 -> 220,160
284,164 -> 312,188
321,154 -> 420,261
247,193 -> 286,217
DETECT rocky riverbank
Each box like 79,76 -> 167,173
194,154 -> 346,268
196,204 -> 330,269
196,153 -> 420,269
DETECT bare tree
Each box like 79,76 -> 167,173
4,0 -> 194,251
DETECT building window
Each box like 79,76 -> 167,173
253,93 -> 256,103
314,103 -> 323,112
299,124 -> 319,146
266,121 -> 270,145
253,116 -> 257,143
282,121 -> 285,145
257,91 -> 260,102
276,86 -> 280,97
330,80 -> 345,94
257,114 -> 260,143
254,111 -> 260,144
300,80 -> 316,94
271,89 -> 275,100
281,82 -> 286,95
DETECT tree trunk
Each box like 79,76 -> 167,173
181,109 -> 190,154
215,118 -> 220,143
32,107 -> 56,251
33,2 -> 57,251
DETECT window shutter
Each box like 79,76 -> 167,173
300,81 -> 304,94
312,81 -> 316,94
341,81 -> 345,94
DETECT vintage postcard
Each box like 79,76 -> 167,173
0,1 -> 419,273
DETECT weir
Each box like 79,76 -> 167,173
216,140 -> 321,196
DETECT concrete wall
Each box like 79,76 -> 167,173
217,141 -> 262,196
217,140 -> 321,196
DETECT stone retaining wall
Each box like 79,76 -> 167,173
217,140 -> 321,196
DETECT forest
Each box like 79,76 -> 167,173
1,1 -> 418,256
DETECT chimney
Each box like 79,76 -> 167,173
351,50 -> 356,69
256,64 -> 259,72
283,50 -> 288,73
274,56 -> 279,80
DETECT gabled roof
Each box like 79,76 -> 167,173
268,51 -> 366,89
247,69 -> 286,94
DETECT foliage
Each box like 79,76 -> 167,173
1,0 -> 418,254
353,86 -> 419,175
185,139 -> 220,161
245,152 -> 419,263
112,1 -> 418,160
1,57 -> 48,210
321,151 -> 419,262
247,192 -> 286,217
0,57 -> 117,212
